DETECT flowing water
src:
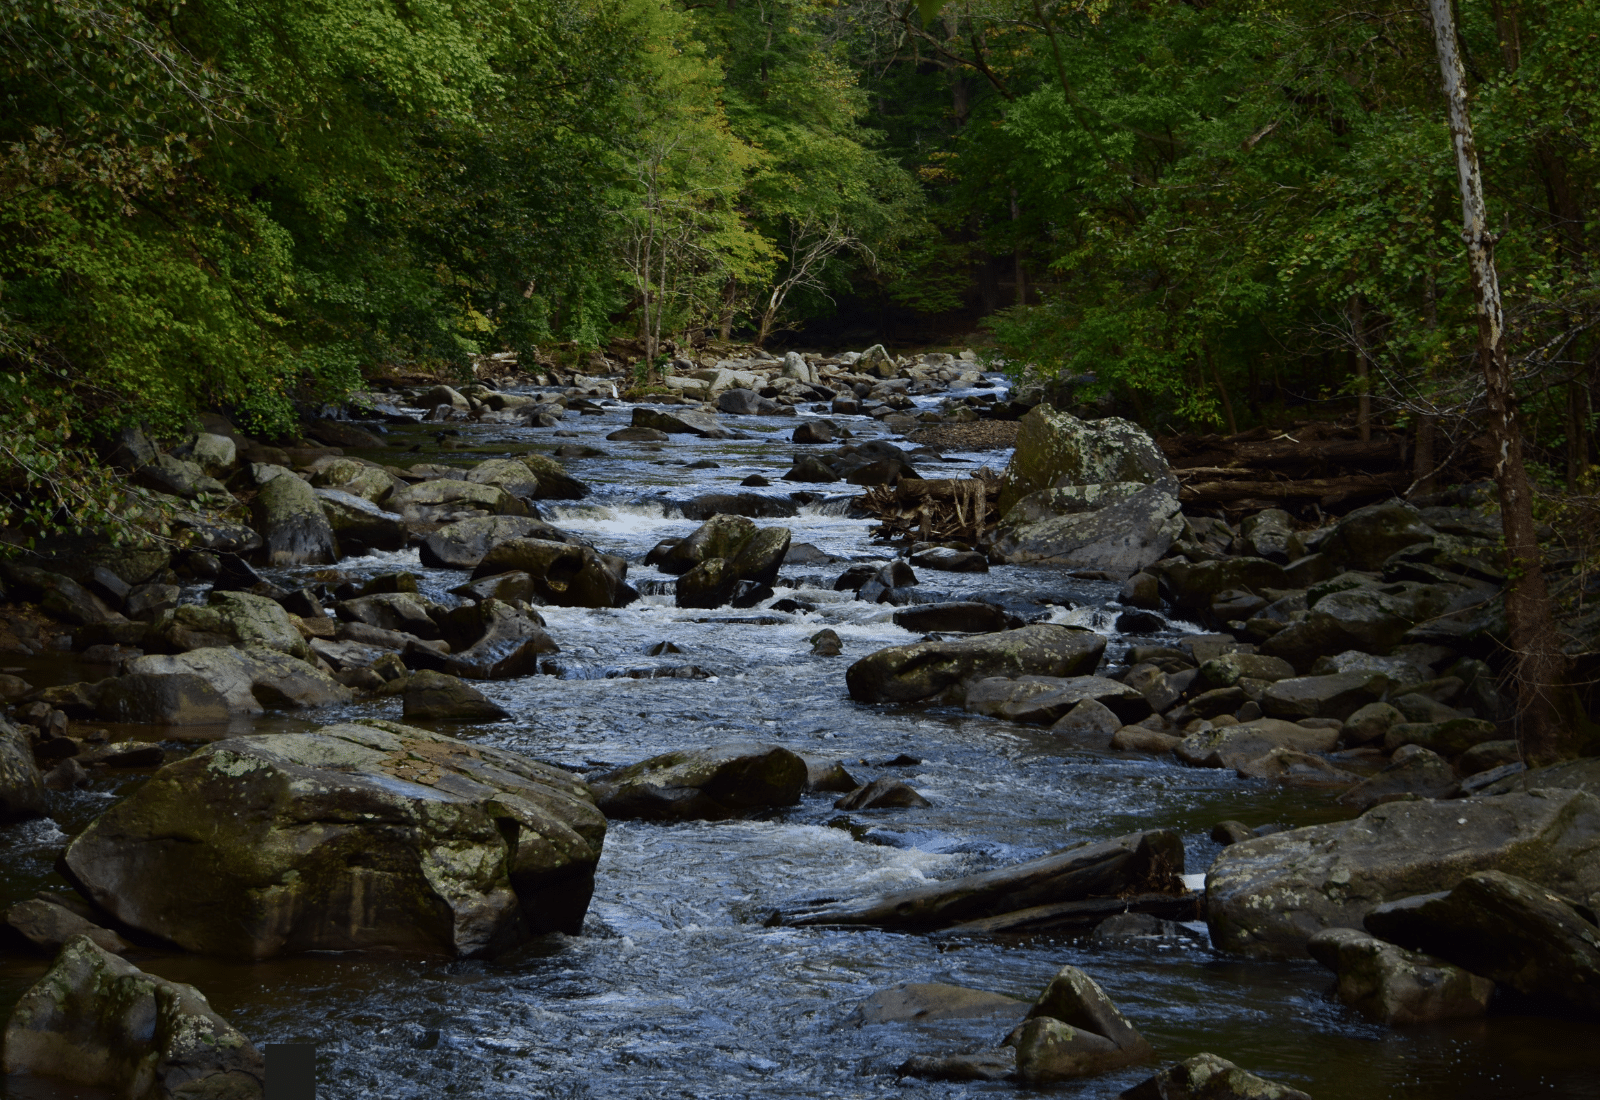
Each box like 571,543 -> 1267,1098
3,379 -> 1597,1099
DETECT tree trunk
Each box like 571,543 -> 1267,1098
1203,341 -> 1238,435
1349,292 -> 1371,442
1412,413 -> 1437,496
1428,0 -> 1570,763
1010,188 -> 1026,306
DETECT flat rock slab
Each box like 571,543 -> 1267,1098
852,983 -> 1026,1026
1206,789 -> 1600,959
846,624 -> 1106,705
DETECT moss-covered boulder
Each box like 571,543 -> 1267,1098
314,489 -> 408,551
62,721 -> 606,957
990,481 -> 1182,572
251,466 -> 337,566
390,478 -> 528,521
109,646 -> 351,718
589,744 -> 807,820
1306,926 -> 1493,1025
0,716 -> 47,821
146,591 -> 312,660
2,935 -> 264,1100
846,624 -> 1106,704
466,458 -> 542,500
997,405 -> 1171,516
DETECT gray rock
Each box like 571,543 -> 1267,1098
991,481 -> 1182,573
1199,653 -> 1296,688
1383,717 -> 1500,756
1015,966 -> 1153,1084
1340,702 -> 1404,747
0,716 -> 47,821
471,538 -> 631,608
1363,869 -> 1600,1015
846,625 -> 1107,705
337,592 -> 441,639
716,388 -> 762,415
631,407 -> 728,437
5,896 -> 130,955
1240,509 -> 1296,562
588,744 -> 806,821
891,601 -> 1008,634
314,488 -> 408,551
113,646 -> 351,717
133,454 -> 230,500
908,546 -> 989,572
1052,699 -> 1123,739
146,590 -> 312,659
1336,744 -> 1457,809
1206,789 -> 1600,958
0,561 -> 124,625
466,458 -> 542,499
1089,912 -> 1201,946
1321,501 -> 1438,570
1120,572 -> 1160,609
1306,926 -> 1493,1025
420,515 -> 579,570
390,478 -> 526,521
657,515 -> 757,575
833,778 -> 931,810
1174,719 -> 1338,769
793,420 -> 834,444
406,599 -> 558,680
63,721 -> 605,955
800,756 -> 856,792
515,453 -> 590,500
401,670 -> 509,721
1154,557 -> 1288,616
252,466 -> 338,565
1235,748 -> 1361,787
964,675 -> 1147,725
1,935 -> 264,1099
809,629 -> 842,657
1121,1053 -> 1312,1100
782,454 -> 841,482
1261,672 -> 1392,722
125,582 -> 180,621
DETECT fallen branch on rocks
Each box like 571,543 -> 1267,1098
858,473 -> 1001,543
1178,472 -> 1410,508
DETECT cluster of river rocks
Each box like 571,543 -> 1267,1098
1,361 -> 1598,1099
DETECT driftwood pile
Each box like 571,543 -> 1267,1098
1161,422 -> 1413,513
859,472 -> 1001,543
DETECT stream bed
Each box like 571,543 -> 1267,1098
4,380 -> 1598,1099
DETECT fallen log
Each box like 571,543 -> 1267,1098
1179,473 -> 1407,506
933,891 -> 1203,936
777,829 -> 1184,931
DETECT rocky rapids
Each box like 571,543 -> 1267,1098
2,349 -> 1599,1100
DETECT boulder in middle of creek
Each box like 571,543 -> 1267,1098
846,624 -> 1107,705
1205,789 -> 1600,959
60,721 -> 607,957
587,744 -> 807,821
1122,1053 -> 1313,1100
1014,965 -> 1154,1083
419,515 -> 584,570
653,515 -> 792,609
470,538 -> 634,608
404,598 -> 558,680
964,675 -> 1149,725
100,645 -> 352,720
2,934 -> 265,1100
782,829 -> 1185,931
1306,926 -> 1494,1026
145,589 -> 313,660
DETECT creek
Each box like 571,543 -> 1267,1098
3,376 -> 1597,1099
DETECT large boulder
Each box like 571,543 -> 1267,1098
466,458 -> 542,500
133,454 -> 230,500
2,935 -> 264,1100
1206,789 -> 1600,958
419,515 -> 580,570
1260,671 -> 1392,722
62,721 -> 607,957
0,561 -> 124,625
401,670 -> 509,722
997,405 -> 1171,515
588,744 -> 807,820
1262,582 -> 1461,671
389,479 -> 526,521
471,538 -> 632,608
1173,719 -> 1339,769
311,458 -> 396,503
846,625 -> 1106,705
514,453 -> 590,500
1364,870 -> 1600,1015
109,646 -> 351,718
991,482 -> 1182,573
1153,557 -> 1287,616
656,515 -> 757,575
336,592 -> 442,639
1306,926 -> 1493,1025
314,488 -> 408,551
146,591 -> 312,660
251,466 -> 337,565
1,716 -> 47,821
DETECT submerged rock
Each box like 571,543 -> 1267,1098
833,778 -> 931,810
853,983 -> 1025,1026
62,721 -> 606,956
1122,1053 -> 1312,1100
1306,926 -> 1493,1025
588,744 -> 807,821
1206,790 -> 1600,959
2,935 -> 264,1100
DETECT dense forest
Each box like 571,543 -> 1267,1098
2,0 -> 1597,487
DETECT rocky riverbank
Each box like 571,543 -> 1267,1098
1,349 -> 1597,1099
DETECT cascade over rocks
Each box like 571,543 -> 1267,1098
2,935 -> 265,1100
62,721 -> 607,957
